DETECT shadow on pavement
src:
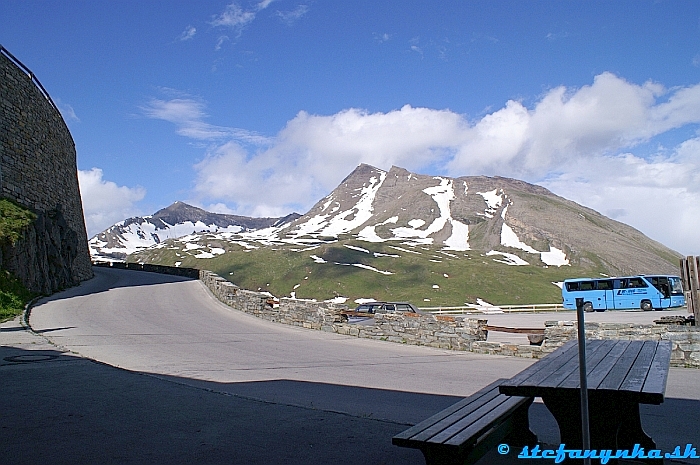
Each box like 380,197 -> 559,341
1,342 -> 698,465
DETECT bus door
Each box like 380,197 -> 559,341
596,280 -> 614,310
648,277 -> 671,309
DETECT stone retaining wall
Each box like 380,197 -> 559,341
200,270 -> 699,367
200,270 -> 487,349
0,48 -> 92,293
94,261 -> 200,279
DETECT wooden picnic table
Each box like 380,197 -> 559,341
499,339 -> 671,462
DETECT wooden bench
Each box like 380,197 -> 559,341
392,379 -> 536,465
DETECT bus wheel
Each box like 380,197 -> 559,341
640,300 -> 653,311
583,302 -> 594,312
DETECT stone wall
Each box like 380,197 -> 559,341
200,270 -> 700,368
94,261 -> 200,279
470,320 -> 700,368
0,48 -> 92,293
199,270 -> 488,349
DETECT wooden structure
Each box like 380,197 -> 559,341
483,325 -> 545,345
392,379 -> 536,465
500,339 -> 671,462
680,256 -> 700,323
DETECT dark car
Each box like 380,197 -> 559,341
340,301 -> 419,321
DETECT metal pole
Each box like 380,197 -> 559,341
575,297 -> 591,465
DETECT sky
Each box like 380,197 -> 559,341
2,1 -> 700,256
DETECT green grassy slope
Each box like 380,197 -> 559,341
131,236 -> 608,306
0,270 -> 33,322
0,199 -> 36,321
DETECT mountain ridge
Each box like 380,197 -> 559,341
118,164 -> 681,305
89,202 -> 301,261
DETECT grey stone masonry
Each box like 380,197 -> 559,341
1,49 -> 92,292
539,320 -> 700,368
200,270 -> 700,368
199,270 -> 488,349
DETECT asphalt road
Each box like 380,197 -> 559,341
28,267 -> 538,419
1,266 -> 697,464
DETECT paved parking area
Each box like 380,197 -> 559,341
2,268 -> 698,464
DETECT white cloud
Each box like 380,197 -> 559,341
277,4 -> 309,25
55,98 -> 79,122
211,3 -> 256,31
210,0 -> 274,44
141,96 -> 270,143
78,168 -> 146,238
178,25 -> 196,41
539,139 -> 700,256
166,72 -> 700,255
374,32 -> 391,43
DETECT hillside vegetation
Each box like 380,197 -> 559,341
0,199 -> 36,321
130,235 -> 605,306
0,270 -> 33,321
119,165 -> 681,307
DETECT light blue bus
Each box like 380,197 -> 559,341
562,275 -> 685,312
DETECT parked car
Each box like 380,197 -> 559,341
340,301 -> 420,320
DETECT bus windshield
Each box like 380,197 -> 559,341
669,277 -> 684,296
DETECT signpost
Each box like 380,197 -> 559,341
575,297 -> 591,465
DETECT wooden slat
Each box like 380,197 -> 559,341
500,341 -> 577,391
484,325 -> 544,334
444,396 -> 529,447
428,395 -> 512,445
408,390 -> 503,443
559,339 -> 618,389
586,340 -> 631,389
393,379 -> 504,444
597,340 -> 644,391
619,341 -> 658,393
641,341 -> 672,401
537,340 -> 613,389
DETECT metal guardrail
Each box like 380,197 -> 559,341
0,44 -> 59,114
419,303 -> 567,314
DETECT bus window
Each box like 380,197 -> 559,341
613,279 -> 626,289
596,280 -> 613,290
579,281 -> 594,291
649,277 -> 670,298
627,277 -> 647,288
566,282 -> 580,292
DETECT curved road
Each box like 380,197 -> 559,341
24,267 -> 700,463
30,267 -> 536,423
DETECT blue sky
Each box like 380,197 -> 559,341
2,1 -> 700,255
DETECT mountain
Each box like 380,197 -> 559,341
89,201 -> 300,262
120,164 -> 680,305
276,164 -> 679,274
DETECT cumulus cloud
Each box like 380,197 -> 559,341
170,72 -> 700,255
78,168 -> 146,238
539,142 -> 700,256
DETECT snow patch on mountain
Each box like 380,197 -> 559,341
477,189 -> 503,218
501,221 -> 570,267
390,177 -> 470,250
541,246 -> 570,267
486,250 -> 530,266
289,172 -> 387,238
